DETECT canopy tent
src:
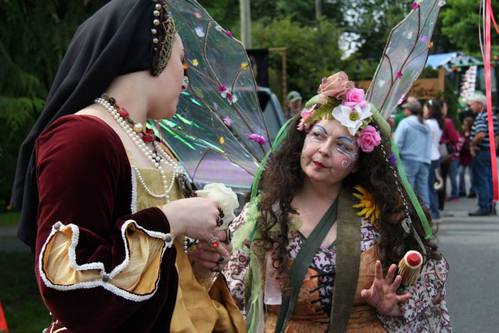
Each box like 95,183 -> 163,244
426,52 -> 482,70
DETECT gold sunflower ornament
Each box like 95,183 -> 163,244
353,185 -> 381,228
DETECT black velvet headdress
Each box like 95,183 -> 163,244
12,0 -> 176,250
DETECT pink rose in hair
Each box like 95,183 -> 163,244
297,108 -> 314,131
318,72 -> 355,100
300,108 -> 313,121
343,88 -> 367,108
357,125 -> 381,153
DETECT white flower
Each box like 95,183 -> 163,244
195,26 -> 205,37
332,103 -> 372,136
196,183 -> 239,228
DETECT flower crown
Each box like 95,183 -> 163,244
297,72 -> 381,153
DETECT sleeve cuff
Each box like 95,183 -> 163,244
39,219 -> 173,302
121,206 -> 171,234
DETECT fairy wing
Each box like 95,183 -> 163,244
366,0 -> 446,118
366,0 -> 446,241
152,0 -> 273,190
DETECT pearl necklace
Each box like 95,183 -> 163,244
95,97 -> 181,203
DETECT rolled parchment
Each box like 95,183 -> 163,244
398,250 -> 423,286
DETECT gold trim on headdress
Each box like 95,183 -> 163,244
151,0 -> 177,76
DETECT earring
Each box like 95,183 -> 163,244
182,76 -> 189,90
182,62 -> 189,90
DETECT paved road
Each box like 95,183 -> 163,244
1,197 -> 498,331
0,225 -> 29,252
438,197 -> 499,333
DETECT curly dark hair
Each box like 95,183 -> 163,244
256,116 -> 440,282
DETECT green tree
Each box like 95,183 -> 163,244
441,0 -> 499,55
0,1 -> 102,206
199,0 -> 346,34
341,0 -> 408,60
272,0 -> 345,25
198,0 -> 240,30
252,17 -> 343,100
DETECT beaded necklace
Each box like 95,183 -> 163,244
95,95 -> 181,203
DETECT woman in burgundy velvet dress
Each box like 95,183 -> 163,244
11,0 -> 245,332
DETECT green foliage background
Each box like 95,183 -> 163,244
1,0 -> 496,206
0,0 -> 103,208
252,17 -> 343,98
441,0 -> 499,56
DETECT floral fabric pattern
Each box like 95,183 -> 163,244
223,205 -> 452,332
379,258 -> 452,332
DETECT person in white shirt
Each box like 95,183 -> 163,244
423,99 -> 444,220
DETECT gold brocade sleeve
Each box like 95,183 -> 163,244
170,240 -> 247,333
39,220 -> 171,302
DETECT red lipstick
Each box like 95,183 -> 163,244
313,161 -> 325,169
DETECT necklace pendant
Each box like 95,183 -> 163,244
96,95 -> 180,202
143,134 -> 154,143
133,123 -> 144,133
118,107 -> 129,119
143,128 -> 155,143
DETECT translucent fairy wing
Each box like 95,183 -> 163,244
366,0 -> 446,118
150,91 -> 258,190
155,0 -> 271,188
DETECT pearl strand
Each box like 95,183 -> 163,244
95,97 -> 180,203
133,167 -> 167,198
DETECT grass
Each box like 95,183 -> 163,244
0,252 -> 50,332
0,211 -> 21,227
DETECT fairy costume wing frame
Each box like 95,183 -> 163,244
152,0 -> 274,191
367,0 -> 447,118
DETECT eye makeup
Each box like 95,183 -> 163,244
308,125 -> 359,160
309,124 -> 328,141
336,136 -> 358,159
336,135 -> 354,144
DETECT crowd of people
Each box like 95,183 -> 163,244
393,93 -> 499,219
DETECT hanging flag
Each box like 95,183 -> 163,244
482,0 -> 498,201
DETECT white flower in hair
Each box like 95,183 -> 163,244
332,103 -> 372,136
332,87 -> 373,135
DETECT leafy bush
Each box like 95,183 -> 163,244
252,17 -> 343,100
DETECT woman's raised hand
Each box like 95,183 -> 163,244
360,260 -> 411,316
161,197 -> 220,240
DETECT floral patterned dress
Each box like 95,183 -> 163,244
224,205 -> 452,332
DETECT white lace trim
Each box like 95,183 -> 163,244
131,167 -> 138,213
38,219 -> 173,302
